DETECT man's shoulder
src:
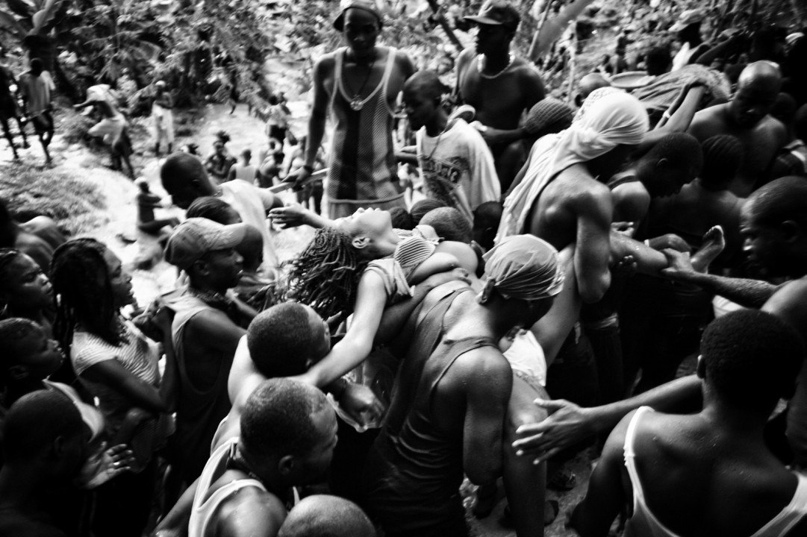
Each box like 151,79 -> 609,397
211,473 -> 286,536
757,114 -> 787,139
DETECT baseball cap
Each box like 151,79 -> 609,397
165,217 -> 248,270
670,9 -> 704,32
465,0 -> 520,31
44,380 -> 105,442
334,0 -> 383,31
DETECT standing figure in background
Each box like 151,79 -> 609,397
0,62 -> 28,160
152,80 -> 174,156
299,0 -> 415,218
74,84 -> 134,179
17,58 -> 54,164
228,149 -> 258,183
455,0 -> 546,192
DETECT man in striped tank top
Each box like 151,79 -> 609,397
299,0 -> 415,218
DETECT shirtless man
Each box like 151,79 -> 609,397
512,176 -> 807,469
164,218 -> 255,486
688,61 -> 787,197
456,0 -> 546,191
362,235 -> 564,537
187,379 -> 338,537
297,0 -> 415,218
571,310 -> 807,537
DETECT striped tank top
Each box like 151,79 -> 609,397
327,46 -> 404,205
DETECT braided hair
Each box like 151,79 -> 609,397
285,227 -> 368,319
51,238 -> 122,355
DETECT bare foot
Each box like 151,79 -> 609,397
691,225 -> 725,272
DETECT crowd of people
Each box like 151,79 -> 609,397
2,0 -> 807,536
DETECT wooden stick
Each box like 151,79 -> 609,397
528,0 -> 556,62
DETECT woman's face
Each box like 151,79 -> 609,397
1,253 -> 53,311
334,208 -> 394,244
102,248 -> 135,309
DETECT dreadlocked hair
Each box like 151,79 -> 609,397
285,227 -> 368,319
51,238 -> 122,356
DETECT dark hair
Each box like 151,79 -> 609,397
278,495 -> 376,537
404,70 -> 450,101
186,197 -> 240,224
645,46 -> 671,76
240,378 -> 328,460
420,207 -> 472,243
388,207 -> 413,230
700,135 -> 743,188
410,198 -> 447,225
473,201 -> 503,232
0,317 -> 41,384
160,152 -> 206,194
51,239 -> 121,353
286,227 -> 367,319
701,310 -> 804,412
247,303 -> 314,378
641,132 -> 704,177
2,389 -> 84,464
748,176 -> 807,230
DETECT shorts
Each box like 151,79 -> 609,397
31,110 -> 53,134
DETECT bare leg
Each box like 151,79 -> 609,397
503,375 -> 548,537
691,226 -> 725,272
14,116 -> 29,148
1,117 -> 19,159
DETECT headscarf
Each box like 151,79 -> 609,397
483,235 -> 564,300
496,91 -> 648,242
551,90 -> 649,174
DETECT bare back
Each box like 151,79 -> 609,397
622,410 -> 801,536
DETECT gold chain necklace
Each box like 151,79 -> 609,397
477,53 -> 515,79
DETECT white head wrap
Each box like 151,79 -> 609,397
483,235 -> 564,300
550,90 -> 649,174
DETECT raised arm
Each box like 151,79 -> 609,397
301,270 -> 388,387
574,185 -> 614,303
661,248 -> 780,308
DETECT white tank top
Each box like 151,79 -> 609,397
624,406 -> 807,537
188,437 -> 268,537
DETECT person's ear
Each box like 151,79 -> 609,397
574,94 -> 584,107
351,236 -> 371,250
8,364 -> 30,381
479,279 -> 496,304
278,454 -> 295,476
655,157 -> 670,170
780,220 -> 802,243
695,354 -> 705,379
191,258 -> 210,276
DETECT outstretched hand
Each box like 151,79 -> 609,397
76,442 -> 136,489
269,203 -> 314,229
511,398 -> 596,465
660,248 -> 696,280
